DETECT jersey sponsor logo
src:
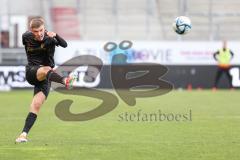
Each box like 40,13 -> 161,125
41,43 -> 45,48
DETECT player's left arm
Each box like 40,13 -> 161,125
47,31 -> 68,48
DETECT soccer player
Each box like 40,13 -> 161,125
15,17 -> 75,143
213,40 -> 234,89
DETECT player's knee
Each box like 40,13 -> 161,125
44,66 -> 52,73
38,66 -> 52,76
42,66 -> 52,76
31,100 -> 43,110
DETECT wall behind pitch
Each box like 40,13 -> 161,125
99,65 -> 239,89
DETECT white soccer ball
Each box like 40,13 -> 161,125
173,16 -> 192,35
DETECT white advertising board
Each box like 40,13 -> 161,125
55,41 -> 240,65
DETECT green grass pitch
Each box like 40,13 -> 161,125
0,90 -> 239,160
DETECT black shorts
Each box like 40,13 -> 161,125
25,65 -> 51,98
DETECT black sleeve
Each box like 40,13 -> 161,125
54,34 -> 68,48
22,32 -> 28,45
213,51 -> 219,61
22,31 -> 33,46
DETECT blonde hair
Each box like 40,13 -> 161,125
30,17 -> 45,29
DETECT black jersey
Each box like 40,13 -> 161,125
22,31 -> 67,68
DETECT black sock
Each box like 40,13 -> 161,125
22,112 -> 37,134
47,70 -> 64,85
